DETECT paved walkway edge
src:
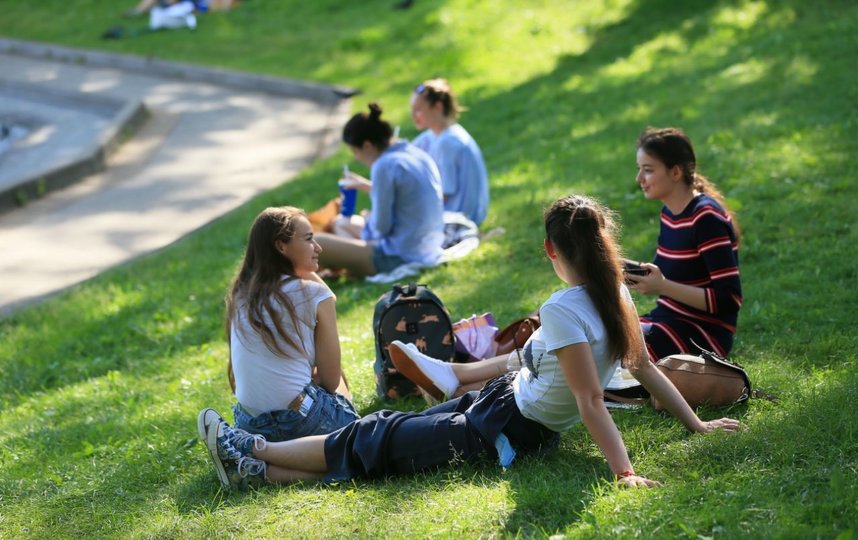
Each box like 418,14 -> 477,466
0,37 -> 358,104
0,79 -> 149,214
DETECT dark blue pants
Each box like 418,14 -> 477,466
323,374 -> 558,482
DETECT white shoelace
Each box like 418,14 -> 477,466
237,456 -> 266,479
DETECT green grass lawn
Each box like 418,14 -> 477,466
2,0 -> 857,537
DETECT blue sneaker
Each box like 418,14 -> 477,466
222,422 -> 267,459
225,456 -> 268,491
198,408 -> 267,489
198,408 -> 234,488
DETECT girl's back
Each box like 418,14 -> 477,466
231,278 -> 332,414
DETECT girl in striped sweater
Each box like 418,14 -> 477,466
626,127 -> 742,361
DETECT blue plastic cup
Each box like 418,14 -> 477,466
339,181 -> 357,217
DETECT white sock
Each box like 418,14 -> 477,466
398,341 -> 460,396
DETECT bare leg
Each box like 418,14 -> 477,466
331,215 -> 365,239
453,381 -> 488,397
450,355 -> 510,385
253,435 -> 328,474
316,233 -> 376,276
130,0 -> 157,13
265,465 -> 325,484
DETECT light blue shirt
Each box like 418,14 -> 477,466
424,124 -> 489,225
362,141 -> 444,265
411,130 -> 435,153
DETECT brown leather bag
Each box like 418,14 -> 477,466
651,346 -> 751,410
494,310 -> 540,356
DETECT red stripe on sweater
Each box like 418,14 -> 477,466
651,321 -> 686,352
706,288 -> 715,313
730,292 -> 744,308
710,267 -> 740,280
698,236 -> 733,252
657,247 -> 700,260
658,298 -> 737,332
685,319 -> 728,357
661,207 -> 731,229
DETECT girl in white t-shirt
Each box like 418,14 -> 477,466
214,206 -> 359,450
199,195 -> 739,490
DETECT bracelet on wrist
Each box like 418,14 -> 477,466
616,470 -> 635,479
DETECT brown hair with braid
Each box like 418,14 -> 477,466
414,78 -> 465,120
544,195 -> 645,368
637,127 -> 741,241
225,206 -> 307,357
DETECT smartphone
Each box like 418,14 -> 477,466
622,259 -> 649,284
623,260 -> 649,276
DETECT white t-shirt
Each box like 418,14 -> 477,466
231,278 -> 333,413
513,285 -> 634,432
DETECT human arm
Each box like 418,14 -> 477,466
625,266 -> 707,310
434,137 -> 463,201
366,163 -> 396,237
312,297 -> 343,394
627,210 -> 741,315
556,343 -> 660,488
340,170 -> 372,193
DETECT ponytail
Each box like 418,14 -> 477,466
544,195 -> 645,368
342,102 -> 393,150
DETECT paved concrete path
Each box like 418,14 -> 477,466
0,40 -> 352,315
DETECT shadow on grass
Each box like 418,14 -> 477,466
9,364 -> 853,538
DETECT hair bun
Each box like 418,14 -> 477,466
368,102 -> 383,120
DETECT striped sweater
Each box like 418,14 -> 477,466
642,194 -> 742,356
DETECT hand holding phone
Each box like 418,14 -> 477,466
622,259 -> 650,285
623,260 -> 649,276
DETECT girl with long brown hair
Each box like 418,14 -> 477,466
202,206 -> 359,488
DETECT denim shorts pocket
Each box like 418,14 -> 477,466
311,391 -> 360,435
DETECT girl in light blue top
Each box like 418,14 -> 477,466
316,103 -> 444,276
410,79 -> 489,225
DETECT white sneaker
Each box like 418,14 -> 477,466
388,340 -> 459,400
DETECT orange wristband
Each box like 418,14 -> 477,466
616,470 -> 635,479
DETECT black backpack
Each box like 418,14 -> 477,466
372,283 -> 455,400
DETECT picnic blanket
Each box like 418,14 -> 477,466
366,212 -> 482,284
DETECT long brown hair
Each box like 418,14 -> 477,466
544,195 -> 645,367
225,206 -> 307,357
637,127 -> 741,240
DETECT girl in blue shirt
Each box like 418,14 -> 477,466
316,103 -> 445,276
410,79 -> 490,226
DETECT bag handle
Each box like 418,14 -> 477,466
393,283 -> 422,297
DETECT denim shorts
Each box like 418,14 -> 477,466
232,383 -> 360,442
372,245 -> 408,274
